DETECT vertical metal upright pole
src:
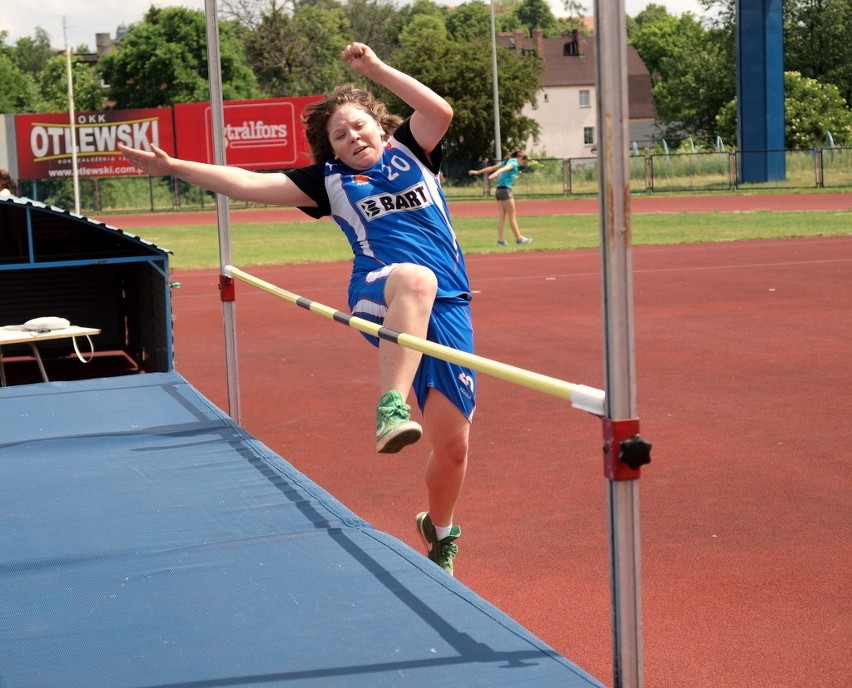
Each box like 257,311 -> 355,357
489,0 -> 502,162
63,32 -> 81,215
204,0 -> 241,423
593,2 -> 645,687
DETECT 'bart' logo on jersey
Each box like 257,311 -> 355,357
357,182 -> 433,219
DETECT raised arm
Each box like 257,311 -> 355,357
342,43 -> 452,157
118,143 -> 315,208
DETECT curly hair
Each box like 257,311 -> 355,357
0,169 -> 12,192
302,83 -> 403,164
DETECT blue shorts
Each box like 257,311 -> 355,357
349,265 -> 476,421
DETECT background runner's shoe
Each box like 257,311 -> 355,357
415,512 -> 461,576
376,391 -> 422,453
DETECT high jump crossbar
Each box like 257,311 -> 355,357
223,265 -> 606,417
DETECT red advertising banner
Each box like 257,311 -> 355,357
15,108 -> 175,181
173,96 -> 322,170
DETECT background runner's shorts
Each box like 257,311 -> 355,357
349,266 -> 476,421
495,186 -> 513,201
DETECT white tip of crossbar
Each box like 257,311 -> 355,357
223,265 -> 235,277
571,385 -> 606,416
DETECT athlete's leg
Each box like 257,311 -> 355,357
505,196 -> 524,241
380,263 -> 437,396
422,389 -> 470,528
496,200 -> 509,243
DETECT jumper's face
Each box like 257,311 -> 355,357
327,102 -> 385,171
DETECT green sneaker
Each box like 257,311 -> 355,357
415,511 -> 461,576
376,391 -> 422,453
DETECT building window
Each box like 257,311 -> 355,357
584,127 -> 595,145
579,90 -> 590,108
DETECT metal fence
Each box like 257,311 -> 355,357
448,146 -> 852,198
12,146 -> 852,214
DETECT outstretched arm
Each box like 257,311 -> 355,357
118,143 -> 315,208
486,162 -> 513,180
342,43 -> 452,157
468,162 -> 503,177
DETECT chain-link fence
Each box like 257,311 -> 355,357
452,147 -> 851,198
13,146 -> 852,214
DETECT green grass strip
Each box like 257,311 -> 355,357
134,210 -> 851,271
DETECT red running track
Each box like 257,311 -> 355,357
129,195 -> 850,687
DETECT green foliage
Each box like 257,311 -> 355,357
0,52 -> 39,113
100,7 -> 260,108
395,0 -> 447,23
0,29 -> 106,114
238,1 -> 351,98
630,7 -> 734,141
784,0 -> 852,105
552,17 -> 592,37
0,29 -> 55,113
495,1 -> 524,34
632,0 -> 852,145
561,0 -> 588,18
399,13 -> 449,50
445,1 -> 492,42
343,0 -> 402,57
716,72 -> 852,148
514,0 -> 557,35
387,17 -> 541,161
783,72 -> 852,147
37,54 -> 106,112
10,28 -> 54,75
629,6 -> 702,81
7,0 -> 848,188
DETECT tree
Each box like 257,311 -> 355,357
561,0 -> 586,17
38,54 -> 106,113
557,0 -> 590,34
653,25 -> 734,141
716,72 -> 852,148
241,2 -> 351,97
629,6 -> 734,142
100,6 -> 260,108
342,0 -> 402,57
445,1 -> 492,43
0,51 -> 39,113
782,72 -> 852,147
11,28 -> 54,75
387,14 -> 541,161
784,0 -> 852,105
628,5 -> 694,81
514,0 -> 557,36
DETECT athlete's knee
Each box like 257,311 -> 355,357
424,399 -> 470,468
439,435 -> 469,469
387,264 -> 438,304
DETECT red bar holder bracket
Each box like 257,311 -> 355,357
219,274 -> 236,302
602,418 -> 652,480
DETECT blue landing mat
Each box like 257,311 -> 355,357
0,372 -> 603,687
